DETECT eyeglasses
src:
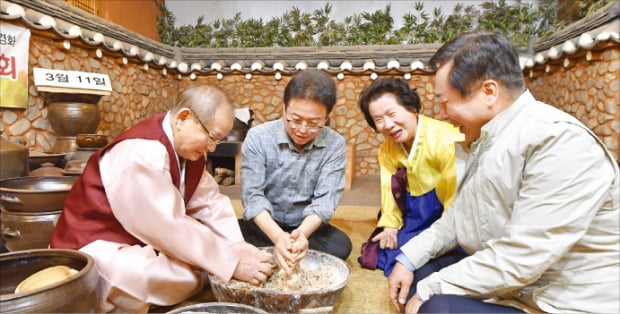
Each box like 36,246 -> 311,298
191,110 -> 223,145
286,119 -> 323,133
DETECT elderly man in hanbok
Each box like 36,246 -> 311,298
50,85 -> 273,313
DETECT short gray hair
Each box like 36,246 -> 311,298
171,85 -> 235,122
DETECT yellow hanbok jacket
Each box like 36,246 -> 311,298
377,114 -> 464,229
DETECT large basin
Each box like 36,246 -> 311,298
209,247 -> 350,313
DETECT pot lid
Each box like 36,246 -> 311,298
1,137 -> 28,153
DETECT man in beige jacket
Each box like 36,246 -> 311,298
388,31 -> 619,313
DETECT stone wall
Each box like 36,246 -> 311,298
526,48 -> 620,161
1,23 -> 618,179
1,32 -> 178,150
181,72 -> 439,177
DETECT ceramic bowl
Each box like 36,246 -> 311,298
0,249 -> 99,313
76,134 -> 108,148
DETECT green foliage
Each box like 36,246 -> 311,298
572,0 -> 615,21
357,5 -> 395,45
313,4 -> 346,46
155,1 -> 176,45
155,0 -> 599,48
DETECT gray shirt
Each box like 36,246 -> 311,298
240,118 -> 346,226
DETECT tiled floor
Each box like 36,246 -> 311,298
157,175 -> 395,313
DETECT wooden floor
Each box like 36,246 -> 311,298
218,175 -> 382,208
156,175 -> 398,313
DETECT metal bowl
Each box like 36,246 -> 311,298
0,176 -> 78,212
166,302 -> 267,314
209,247 -> 350,313
0,249 -> 99,313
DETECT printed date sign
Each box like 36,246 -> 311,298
33,67 -> 112,95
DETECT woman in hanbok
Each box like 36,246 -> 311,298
358,77 -> 466,276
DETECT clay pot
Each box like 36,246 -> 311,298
1,208 -> 61,251
0,249 -> 99,313
49,136 -> 79,154
0,138 -> 29,180
47,102 -> 101,136
0,176 -> 78,212
44,92 -> 102,137
76,134 -> 108,148
29,151 -> 66,170
29,163 -> 63,177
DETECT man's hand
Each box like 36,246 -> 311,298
231,242 -> 274,285
372,228 -> 398,249
289,229 -> 308,263
388,262 -> 415,312
273,231 -> 306,274
405,293 -> 423,313
273,231 -> 293,272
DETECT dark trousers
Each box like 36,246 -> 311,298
407,250 -> 524,313
237,219 -> 352,260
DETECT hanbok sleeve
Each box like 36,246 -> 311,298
377,141 -> 404,229
100,139 -> 241,281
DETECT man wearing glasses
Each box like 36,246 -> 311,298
239,69 -> 352,274
51,85 -> 274,312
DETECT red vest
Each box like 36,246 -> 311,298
50,113 -> 205,249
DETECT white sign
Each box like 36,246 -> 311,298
33,67 -> 112,95
0,22 -> 30,108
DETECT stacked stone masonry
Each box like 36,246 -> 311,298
526,48 -> 619,159
1,23 -> 619,179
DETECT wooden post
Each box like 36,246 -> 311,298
345,145 -> 355,191
234,150 -> 242,185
